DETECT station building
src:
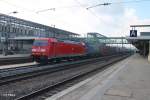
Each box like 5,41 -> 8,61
0,13 -> 79,55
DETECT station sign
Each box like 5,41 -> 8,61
130,30 -> 137,37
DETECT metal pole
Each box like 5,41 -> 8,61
148,41 -> 150,62
2,16 -> 8,56
130,43 -> 131,55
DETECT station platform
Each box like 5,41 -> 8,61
0,54 -> 30,59
0,62 -> 36,69
0,54 -> 33,67
46,54 -> 150,100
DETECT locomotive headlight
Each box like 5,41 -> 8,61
41,49 -> 46,52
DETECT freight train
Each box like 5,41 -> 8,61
32,38 -> 86,63
31,37 -> 124,63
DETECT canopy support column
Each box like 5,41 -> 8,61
148,41 -> 150,62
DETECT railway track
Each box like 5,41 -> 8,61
0,54 -> 120,85
0,54 -> 130,100
0,55 -> 112,85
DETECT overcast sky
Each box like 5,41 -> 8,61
0,0 -> 150,37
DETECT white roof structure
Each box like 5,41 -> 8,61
126,36 -> 150,40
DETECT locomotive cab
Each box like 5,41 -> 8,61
32,38 -> 56,63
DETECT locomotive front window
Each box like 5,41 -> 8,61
33,40 -> 48,46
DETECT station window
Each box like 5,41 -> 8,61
13,27 -> 15,33
2,26 -> 5,32
24,30 -> 27,35
0,24 -> 2,32
6,26 -> 10,33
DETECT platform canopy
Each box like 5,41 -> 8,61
130,25 -> 150,27
126,36 -> 150,40
0,13 -> 79,39
126,25 -> 150,56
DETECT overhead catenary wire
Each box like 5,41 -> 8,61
0,1 -> 67,31
1,0 -> 150,13
1,0 -> 149,29
87,3 -> 111,10
36,8 -> 55,14
35,5 -> 88,14
73,0 -> 105,23
0,0 -> 87,14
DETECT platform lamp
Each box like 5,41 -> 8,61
7,11 -> 18,15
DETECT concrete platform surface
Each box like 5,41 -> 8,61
46,54 -> 150,100
102,54 -> 150,100
0,54 -> 30,59
0,62 -> 36,69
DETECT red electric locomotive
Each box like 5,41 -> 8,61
32,38 -> 86,63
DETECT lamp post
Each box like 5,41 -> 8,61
7,11 -> 18,15
36,8 -> 55,14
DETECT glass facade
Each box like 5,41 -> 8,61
0,13 -> 79,55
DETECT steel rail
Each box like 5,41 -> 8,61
0,54 -> 114,86
14,54 -> 130,100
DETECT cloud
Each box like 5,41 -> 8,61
111,7 -> 150,36
0,0 -> 150,37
